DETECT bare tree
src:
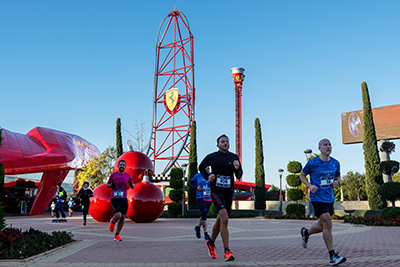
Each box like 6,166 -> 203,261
124,118 -> 150,153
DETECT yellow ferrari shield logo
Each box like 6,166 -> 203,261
165,88 -> 179,112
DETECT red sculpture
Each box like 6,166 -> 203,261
90,151 -> 164,223
113,151 -> 154,184
0,127 -> 100,215
88,183 -> 114,222
126,180 -> 164,223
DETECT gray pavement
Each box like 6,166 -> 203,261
1,214 -> 400,267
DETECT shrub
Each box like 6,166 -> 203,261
378,182 -> 400,205
170,168 -> 183,181
379,207 -> 400,220
169,189 -> 183,203
380,160 -> 400,175
286,174 -> 301,187
287,188 -> 303,202
209,203 -> 217,215
0,205 -> 5,231
169,179 -> 183,190
0,227 -> 74,259
287,161 -> 302,174
344,215 -> 400,226
167,202 -> 182,217
265,191 -> 279,200
285,203 -> 305,217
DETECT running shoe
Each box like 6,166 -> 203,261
300,227 -> 309,249
204,232 -> 210,241
195,226 -> 201,239
205,239 -> 217,259
224,250 -> 235,262
109,218 -> 115,232
329,252 -> 346,266
114,234 -> 123,242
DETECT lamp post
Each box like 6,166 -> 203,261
181,163 -> 188,216
303,149 -> 314,219
278,168 -> 284,212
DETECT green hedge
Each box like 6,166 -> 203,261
287,161 -> 302,174
287,188 -> 303,201
286,174 -> 301,187
380,207 -> 400,220
378,182 -> 400,203
0,205 -> 5,231
0,227 -> 74,259
169,189 -> 183,203
167,202 -> 182,217
285,203 -> 305,217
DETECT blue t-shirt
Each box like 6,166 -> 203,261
302,156 -> 340,203
68,200 -> 75,208
190,173 -> 212,200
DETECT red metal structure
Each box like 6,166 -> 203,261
230,67 -> 245,178
0,127 -> 100,215
146,8 -> 195,174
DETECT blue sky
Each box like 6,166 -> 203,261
1,1 -> 400,188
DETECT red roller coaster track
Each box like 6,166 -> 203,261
146,8 -> 195,174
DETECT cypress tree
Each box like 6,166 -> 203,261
187,120 -> 198,209
0,128 -> 4,193
116,118 -> 123,158
254,118 -> 266,210
361,81 -> 385,210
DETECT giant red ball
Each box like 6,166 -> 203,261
89,183 -> 114,222
126,181 -> 165,223
113,151 -> 154,184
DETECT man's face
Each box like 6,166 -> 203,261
118,161 -> 126,172
217,137 -> 230,152
83,184 -> 89,188
319,139 -> 332,156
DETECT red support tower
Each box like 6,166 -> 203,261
146,8 -> 195,174
230,67 -> 245,181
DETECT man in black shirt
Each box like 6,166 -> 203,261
78,181 -> 94,226
199,134 -> 243,262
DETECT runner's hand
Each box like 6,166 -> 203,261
209,174 -> 215,182
197,185 -> 203,191
309,185 -> 317,193
233,160 -> 240,170
333,181 -> 339,189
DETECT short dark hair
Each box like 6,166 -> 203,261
217,134 -> 229,144
83,181 -> 89,186
57,182 -> 62,187
118,159 -> 127,165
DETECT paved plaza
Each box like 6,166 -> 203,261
1,214 -> 400,267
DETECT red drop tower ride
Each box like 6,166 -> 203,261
230,67 -> 245,180
147,8 -> 195,174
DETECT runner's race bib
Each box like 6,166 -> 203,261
113,190 -> 124,198
216,175 -> 231,188
320,175 -> 335,188
202,184 -> 211,198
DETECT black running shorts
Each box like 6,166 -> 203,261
211,190 -> 233,214
311,201 -> 334,218
111,198 -> 129,215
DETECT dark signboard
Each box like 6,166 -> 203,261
341,104 -> 400,144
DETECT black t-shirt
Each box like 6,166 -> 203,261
78,188 -> 94,205
199,150 -> 243,193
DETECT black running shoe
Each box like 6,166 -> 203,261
195,226 -> 201,239
330,252 -> 346,266
204,232 -> 210,241
301,227 -> 309,249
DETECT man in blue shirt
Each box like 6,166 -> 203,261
190,168 -> 212,241
299,139 -> 346,266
